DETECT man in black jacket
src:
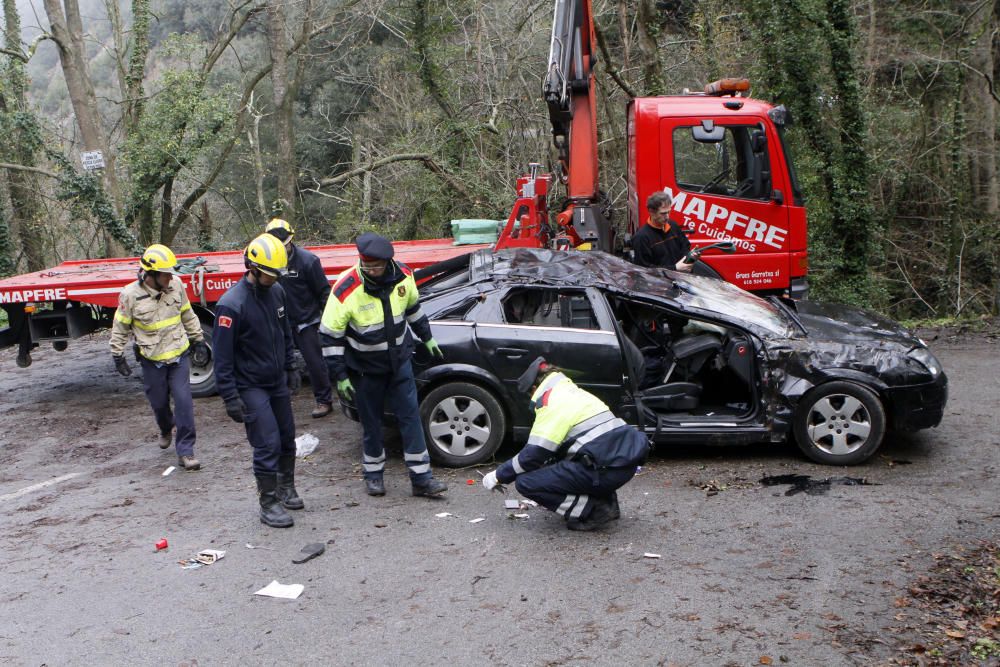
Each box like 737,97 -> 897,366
213,234 -> 304,528
266,218 -> 334,418
631,191 -> 694,272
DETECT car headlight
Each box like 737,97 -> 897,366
908,346 -> 942,377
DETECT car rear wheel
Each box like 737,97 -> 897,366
793,381 -> 886,465
189,319 -> 216,398
420,382 -> 506,467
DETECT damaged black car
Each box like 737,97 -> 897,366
342,249 -> 947,468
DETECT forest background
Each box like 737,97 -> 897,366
0,0 -> 997,320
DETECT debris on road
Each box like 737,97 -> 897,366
161,466 -> 175,477
760,474 -> 877,496
434,512 -> 452,518
504,499 -> 521,510
254,580 -> 304,600
509,513 -> 530,520
643,553 -> 661,559
295,433 -> 319,458
195,549 -> 225,564
469,517 -> 486,524
291,543 -> 325,564
154,538 -> 168,551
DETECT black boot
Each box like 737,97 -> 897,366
411,475 -> 447,497
255,473 -> 293,528
608,492 -> 621,520
277,455 -> 304,510
566,497 -> 616,531
365,476 -> 386,496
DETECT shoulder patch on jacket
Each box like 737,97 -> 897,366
218,315 -> 233,328
333,273 -> 360,301
538,389 -> 552,408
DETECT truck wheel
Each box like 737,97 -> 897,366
420,382 -> 506,467
792,381 -> 886,465
189,319 -> 216,398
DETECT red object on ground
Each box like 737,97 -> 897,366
155,538 -> 168,551
467,479 -> 475,485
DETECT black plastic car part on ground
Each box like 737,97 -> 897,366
340,249 -> 947,468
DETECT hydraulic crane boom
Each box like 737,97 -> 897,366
543,0 -> 611,251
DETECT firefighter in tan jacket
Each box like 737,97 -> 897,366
109,244 -> 210,470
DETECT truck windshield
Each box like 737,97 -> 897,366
776,126 -> 803,205
671,274 -> 794,336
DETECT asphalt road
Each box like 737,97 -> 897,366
0,330 -> 996,666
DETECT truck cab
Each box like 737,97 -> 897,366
627,94 -> 808,298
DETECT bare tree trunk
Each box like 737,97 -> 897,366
267,1 -> 297,223
42,0 -> 122,255
2,0 -> 46,271
964,0 -> 998,216
635,0 -> 665,95
247,93 -> 268,217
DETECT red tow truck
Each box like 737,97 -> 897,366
0,0 -> 808,390
497,0 -> 808,296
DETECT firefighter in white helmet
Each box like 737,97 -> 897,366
109,244 -> 210,471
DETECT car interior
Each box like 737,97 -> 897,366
608,296 -> 758,423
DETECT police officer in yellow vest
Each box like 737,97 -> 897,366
481,357 -> 650,530
109,244 -> 210,471
319,232 -> 448,498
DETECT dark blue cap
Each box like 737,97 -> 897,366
356,232 -> 394,260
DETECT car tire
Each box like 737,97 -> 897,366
189,319 -> 216,398
420,382 -> 506,467
792,380 -> 886,465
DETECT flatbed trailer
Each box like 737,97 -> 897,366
0,238 -> 487,396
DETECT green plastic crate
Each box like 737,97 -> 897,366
451,219 -> 500,245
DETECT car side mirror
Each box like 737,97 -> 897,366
750,130 -> 767,153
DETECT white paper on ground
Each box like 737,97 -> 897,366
469,517 -> 486,524
254,580 -> 304,599
513,513 -> 530,519
435,512 -> 452,518
195,549 -> 226,564
162,466 -> 175,477
643,553 -> 661,559
295,433 -> 319,458
504,499 -> 521,510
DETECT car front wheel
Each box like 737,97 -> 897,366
420,382 -> 506,467
792,380 -> 886,465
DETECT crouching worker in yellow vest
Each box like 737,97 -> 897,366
109,244 -> 210,471
481,357 -> 650,531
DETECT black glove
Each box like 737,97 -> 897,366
224,396 -> 247,423
286,368 -> 302,392
113,355 -> 132,377
190,341 -> 211,367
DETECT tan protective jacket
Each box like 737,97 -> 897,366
109,276 -> 203,363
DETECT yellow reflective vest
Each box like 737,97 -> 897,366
109,276 -> 203,363
318,262 -> 432,379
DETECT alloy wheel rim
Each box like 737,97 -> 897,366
805,393 -> 872,456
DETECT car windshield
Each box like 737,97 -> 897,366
671,274 -> 793,336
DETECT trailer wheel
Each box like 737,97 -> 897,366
189,319 -> 216,398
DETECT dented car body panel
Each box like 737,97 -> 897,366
345,249 -> 947,467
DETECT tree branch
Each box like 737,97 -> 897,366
594,20 -> 637,98
310,153 -> 475,201
0,162 -> 60,178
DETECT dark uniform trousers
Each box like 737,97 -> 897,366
292,322 -> 333,406
139,354 -> 195,457
353,359 -> 432,484
515,460 -> 637,519
240,385 -> 296,475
